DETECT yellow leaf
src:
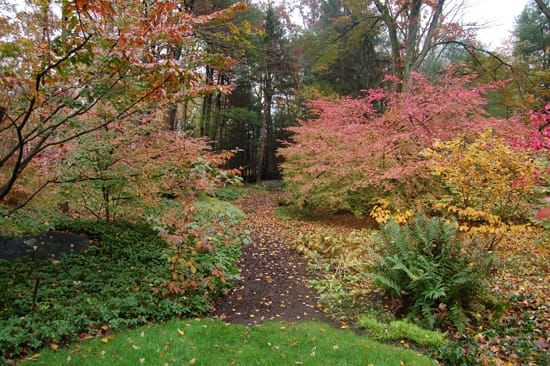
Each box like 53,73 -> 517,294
101,337 -> 109,344
50,343 -> 59,351
177,328 -> 185,336
189,358 -> 196,365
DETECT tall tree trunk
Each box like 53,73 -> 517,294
182,98 -> 189,130
535,0 -> 550,23
265,90 -> 277,179
200,96 -> 207,136
403,0 -> 422,86
256,111 -> 267,182
372,0 -> 403,88
256,75 -> 272,182
165,45 -> 182,131
373,0 -> 445,88
166,105 -> 177,131
200,66 -> 214,137
213,74 -> 224,144
411,0 -> 445,71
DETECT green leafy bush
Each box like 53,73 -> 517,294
369,216 -> 495,330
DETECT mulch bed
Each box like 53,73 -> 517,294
0,231 -> 89,261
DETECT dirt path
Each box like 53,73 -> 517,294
211,191 -> 335,326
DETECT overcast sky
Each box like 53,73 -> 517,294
277,0 -> 533,50
463,0 -> 530,49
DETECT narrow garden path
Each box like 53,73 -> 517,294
211,190 -> 336,326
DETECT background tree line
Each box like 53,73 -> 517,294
176,0 -> 548,182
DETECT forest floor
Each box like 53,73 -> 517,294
211,190 -> 340,326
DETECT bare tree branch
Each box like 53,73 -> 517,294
534,0 -> 550,23
413,0 -> 445,70
432,40 -> 513,68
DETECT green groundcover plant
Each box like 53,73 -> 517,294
357,316 -> 447,348
0,199 -> 247,362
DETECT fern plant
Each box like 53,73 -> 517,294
369,216 -> 494,330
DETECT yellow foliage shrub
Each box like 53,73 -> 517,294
424,130 -> 541,246
369,199 -> 413,225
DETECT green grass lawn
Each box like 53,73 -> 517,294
23,319 -> 434,366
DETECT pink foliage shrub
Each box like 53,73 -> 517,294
520,103 -> 550,151
521,104 -> 550,222
280,72 -> 536,216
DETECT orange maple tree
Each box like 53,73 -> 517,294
0,0 -> 246,202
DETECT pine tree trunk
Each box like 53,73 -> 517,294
166,105 -> 177,131
256,107 -> 267,182
256,76 -> 272,182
